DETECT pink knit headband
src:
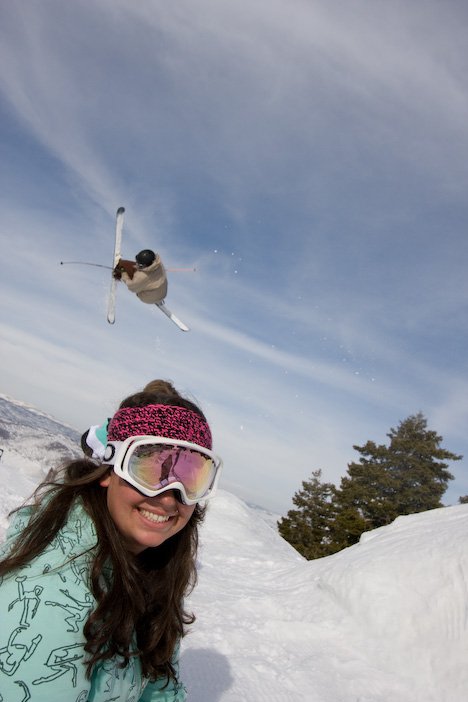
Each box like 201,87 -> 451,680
107,404 -> 212,449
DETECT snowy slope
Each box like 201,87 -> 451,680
0,394 -> 81,529
1,397 -> 467,701
182,492 -> 468,702
0,393 -> 80,475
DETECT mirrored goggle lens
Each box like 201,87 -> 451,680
127,444 -> 217,500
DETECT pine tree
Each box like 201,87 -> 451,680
328,506 -> 370,552
335,448 -> 397,529
386,413 -> 459,514
280,414 -> 461,559
335,412 -> 461,543
277,470 -> 338,560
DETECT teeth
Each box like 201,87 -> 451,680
139,508 -> 172,523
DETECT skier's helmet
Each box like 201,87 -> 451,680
135,249 -> 156,268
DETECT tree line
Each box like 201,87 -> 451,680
278,413 -> 463,560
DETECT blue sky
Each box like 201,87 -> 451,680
1,0 -> 468,514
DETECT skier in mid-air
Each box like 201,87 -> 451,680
113,249 -> 168,305
58,208 -> 189,329
61,210 -> 189,330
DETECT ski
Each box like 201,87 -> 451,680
155,302 -> 190,332
107,206 -> 125,324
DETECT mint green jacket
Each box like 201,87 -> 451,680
0,501 -> 187,702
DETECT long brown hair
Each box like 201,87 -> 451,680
0,380 -> 208,683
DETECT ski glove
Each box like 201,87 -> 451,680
114,258 -> 136,280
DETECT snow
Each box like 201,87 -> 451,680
1,458 -> 468,701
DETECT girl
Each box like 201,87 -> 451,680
0,380 -> 222,701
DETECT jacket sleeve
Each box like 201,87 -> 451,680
114,258 -> 136,280
123,268 -> 149,294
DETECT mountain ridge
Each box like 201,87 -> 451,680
0,393 -> 82,477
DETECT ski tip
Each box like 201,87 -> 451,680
117,206 -> 125,215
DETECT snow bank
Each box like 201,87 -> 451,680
182,490 -> 468,702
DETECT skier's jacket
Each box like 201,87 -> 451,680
121,256 -> 168,304
0,500 -> 186,702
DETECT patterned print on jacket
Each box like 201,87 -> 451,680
0,500 -> 186,702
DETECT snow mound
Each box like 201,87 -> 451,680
181,490 -> 468,702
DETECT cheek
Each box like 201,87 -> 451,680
103,474 -> 138,513
181,504 -> 196,521
176,504 -> 196,530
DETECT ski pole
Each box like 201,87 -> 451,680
60,261 -> 112,270
166,267 -> 197,272
60,261 -> 197,272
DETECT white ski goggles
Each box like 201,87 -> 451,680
102,436 -> 222,505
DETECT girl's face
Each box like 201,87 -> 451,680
100,471 -> 196,554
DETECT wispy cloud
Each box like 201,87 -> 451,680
1,1 -> 467,511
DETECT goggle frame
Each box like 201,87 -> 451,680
102,435 -> 223,505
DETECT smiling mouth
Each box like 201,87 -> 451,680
138,508 -> 174,524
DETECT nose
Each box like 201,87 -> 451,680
150,489 -> 180,507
